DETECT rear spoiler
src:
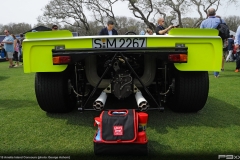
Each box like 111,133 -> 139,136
23,29 -> 222,73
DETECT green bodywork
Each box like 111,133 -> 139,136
23,29 -> 222,73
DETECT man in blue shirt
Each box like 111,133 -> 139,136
200,8 -> 225,77
1,30 -> 14,68
200,12 -> 224,29
234,26 -> 240,72
99,20 -> 118,35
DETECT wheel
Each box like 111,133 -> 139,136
167,70 -> 209,112
35,67 -> 76,113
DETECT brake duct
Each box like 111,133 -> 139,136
85,55 -> 156,88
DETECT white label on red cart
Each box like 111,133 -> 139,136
113,126 -> 123,136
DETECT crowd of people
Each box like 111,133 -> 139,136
2,15 -> 240,74
100,12 -> 240,78
0,30 -> 24,68
0,25 -> 58,68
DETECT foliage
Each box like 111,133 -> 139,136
224,15 -> 240,32
37,0 -> 239,34
0,23 -> 32,35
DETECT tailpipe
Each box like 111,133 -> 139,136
93,92 -> 108,111
135,91 -> 149,111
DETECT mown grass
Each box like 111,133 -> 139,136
0,61 -> 239,160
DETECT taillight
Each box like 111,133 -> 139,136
53,56 -> 71,64
168,54 -> 187,63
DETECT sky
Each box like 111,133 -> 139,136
1,0 -> 239,26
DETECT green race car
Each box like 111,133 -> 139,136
23,28 -> 222,113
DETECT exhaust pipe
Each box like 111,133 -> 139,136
93,92 -> 108,111
135,91 -> 149,111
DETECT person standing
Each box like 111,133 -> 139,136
19,33 -> 24,63
99,20 -> 118,35
155,18 -> 173,35
12,34 -> 20,67
200,8 -> 226,78
234,26 -> 240,72
226,35 -> 234,62
1,30 -> 14,68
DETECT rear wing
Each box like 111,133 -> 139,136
22,29 -> 222,73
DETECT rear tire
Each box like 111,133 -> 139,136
168,70 -> 209,112
35,68 -> 76,113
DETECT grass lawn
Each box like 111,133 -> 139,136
0,61 -> 239,160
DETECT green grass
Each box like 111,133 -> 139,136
0,61 -> 239,160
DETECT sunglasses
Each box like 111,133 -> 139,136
4,32 -> 8,33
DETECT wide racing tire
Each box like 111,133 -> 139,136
35,69 -> 76,113
168,70 -> 209,112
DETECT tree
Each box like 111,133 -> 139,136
86,0 -> 119,28
34,18 -> 56,29
161,0 -> 239,28
124,0 -> 155,31
0,24 -> 4,34
38,0 -> 239,35
39,0 -> 90,35
39,0 -> 121,35
0,23 -> 32,34
224,15 -> 240,32
125,0 -> 239,28
155,0 -> 191,28
181,17 -> 199,28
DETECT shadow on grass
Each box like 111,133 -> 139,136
47,95 -> 240,130
0,76 -> 9,81
46,94 -> 139,128
0,99 -> 37,110
45,96 -> 240,158
147,96 -> 240,134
